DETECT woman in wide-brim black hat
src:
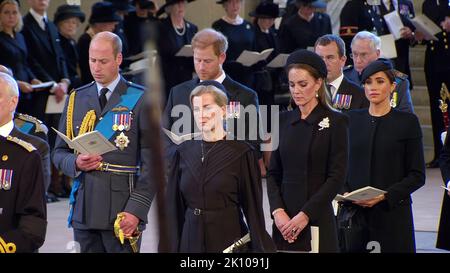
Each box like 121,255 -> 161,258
156,0 -> 198,98
54,4 -> 86,88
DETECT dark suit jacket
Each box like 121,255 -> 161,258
0,31 -> 37,115
332,76 -> 369,111
21,13 -> 69,120
10,127 -> 51,191
52,77 -> 155,230
267,105 -> 348,252
0,31 -> 35,82
21,13 -> 68,82
346,109 -> 425,252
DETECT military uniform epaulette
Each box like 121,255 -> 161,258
15,113 -> 48,134
343,65 -> 354,71
75,81 -> 96,91
393,69 -> 408,80
6,135 -> 36,152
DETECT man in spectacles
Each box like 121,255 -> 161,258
344,31 -> 413,113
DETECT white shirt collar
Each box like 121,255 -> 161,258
0,120 -> 14,137
199,70 -> 226,84
30,8 -> 48,30
329,73 -> 345,99
96,74 -> 121,100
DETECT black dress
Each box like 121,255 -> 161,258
437,127 -> 450,250
212,18 -> 255,87
166,139 -> 275,253
157,17 -> 197,99
267,104 -> 348,252
77,32 -> 93,85
278,12 -> 331,54
59,34 -> 81,89
346,109 -> 425,252
251,26 -> 279,111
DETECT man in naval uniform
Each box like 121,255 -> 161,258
0,72 -> 47,253
53,31 -> 154,253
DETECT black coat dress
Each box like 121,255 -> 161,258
157,17 -> 197,99
346,109 -> 425,252
212,18 -> 255,87
166,140 -> 275,253
267,104 -> 348,252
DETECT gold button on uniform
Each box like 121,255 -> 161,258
2,155 -> 8,161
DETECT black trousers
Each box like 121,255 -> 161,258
424,58 -> 450,160
74,228 -> 141,253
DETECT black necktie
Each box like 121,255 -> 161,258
99,88 -> 109,111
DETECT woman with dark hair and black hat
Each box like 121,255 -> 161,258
212,0 -> 254,87
54,4 -> 85,89
164,81 -> 275,253
156,0 -> 197,99
0,0 -> 43,114
342,59 -> 425,252
266,49 -> 348,252
77,2 -> 121,84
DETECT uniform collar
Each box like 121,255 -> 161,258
96,74 -> 121,99
0,120 -> 14,137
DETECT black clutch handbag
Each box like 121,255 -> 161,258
336,202 -> 369,253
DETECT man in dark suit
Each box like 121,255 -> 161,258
344,31 -> 414,113
314,34 -> 369,111
0,72 -> 47,253
163,28 -> 261,167
21,0 -> 70,121
53,31 -> 154,253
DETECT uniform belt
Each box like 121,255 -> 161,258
96,162 -> 139,174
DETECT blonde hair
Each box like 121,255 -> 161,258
0,0 -> 23,32
189,85 -> 228,108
